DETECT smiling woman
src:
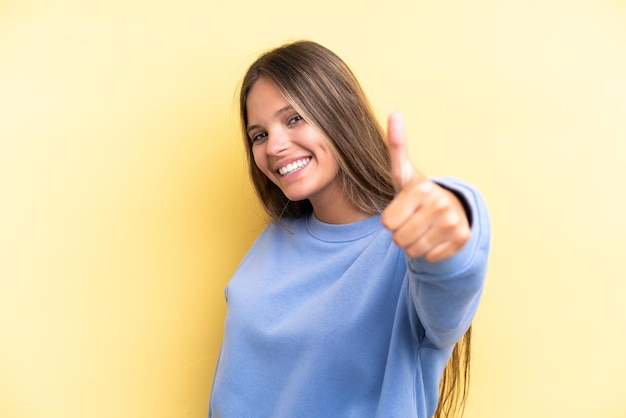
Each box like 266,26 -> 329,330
209,40 -> 491,418
246,77 -> 349,224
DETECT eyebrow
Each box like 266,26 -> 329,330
246,104 -> 294,134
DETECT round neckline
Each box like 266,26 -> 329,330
305,212 -> 383,243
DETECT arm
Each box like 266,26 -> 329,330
406,177 -> 490,348
380,113 -> 491,347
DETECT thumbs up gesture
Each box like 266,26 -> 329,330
381,112 -> 470,262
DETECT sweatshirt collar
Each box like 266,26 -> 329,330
305,212 -> 383,243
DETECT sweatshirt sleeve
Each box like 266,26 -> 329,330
406,176 -> 491,349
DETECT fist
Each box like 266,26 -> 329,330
381,112 -> 470,262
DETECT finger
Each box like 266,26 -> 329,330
404,225 -> 459,260
388,207 -> 431,251
423,242 -> 460,263
381,177 -> 434,231
405,205 -> 471,261
411,226 -> 468,262
387,112 -> 420,192
384,181 -> 471,260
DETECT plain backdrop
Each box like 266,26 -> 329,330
1,0 -> 625,417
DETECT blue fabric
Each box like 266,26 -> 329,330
210,177 -> 491,418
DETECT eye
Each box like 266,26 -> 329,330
288,114 -> 303,125
250,131 -> 267,143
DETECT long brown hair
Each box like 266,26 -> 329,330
239,40 -> 394,221
238,40 -> 472,418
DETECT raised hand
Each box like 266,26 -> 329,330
381,112 -> 470,262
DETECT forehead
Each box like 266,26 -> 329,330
246,77 -> 289,117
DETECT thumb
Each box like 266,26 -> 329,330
388,112 -> 418,192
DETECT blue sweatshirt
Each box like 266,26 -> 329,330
209,178 -> 490,418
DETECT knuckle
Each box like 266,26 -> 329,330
392,231 -> 407,248
434,195 -> 451,213
457,227 -> 471,245
417,180 -> 435,193
451,227 -> 471,249
407,247 -> 423,259
402,238 -> 423,259
424,252 -> 441,263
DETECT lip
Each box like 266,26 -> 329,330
275,156 -> 312,176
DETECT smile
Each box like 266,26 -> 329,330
278,158 -> 311,176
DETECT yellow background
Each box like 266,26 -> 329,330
1,0 -> 625,417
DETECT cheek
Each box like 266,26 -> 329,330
251,147 -> 271,176
319,143 -> 340,175
326,160 -> 341,183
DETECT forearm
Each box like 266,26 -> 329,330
407,177 -> 491,348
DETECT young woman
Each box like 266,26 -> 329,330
209,40 -> 491,418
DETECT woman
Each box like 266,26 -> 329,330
210,40 -> 490,418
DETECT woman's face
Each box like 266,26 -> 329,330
245,77 -> 343,214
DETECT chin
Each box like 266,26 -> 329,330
282,193 -> 310,202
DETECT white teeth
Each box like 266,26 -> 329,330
278,158 -> 311,176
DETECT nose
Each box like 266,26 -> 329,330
266,128 -> 289,156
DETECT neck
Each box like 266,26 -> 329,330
310,196 -> 370,225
